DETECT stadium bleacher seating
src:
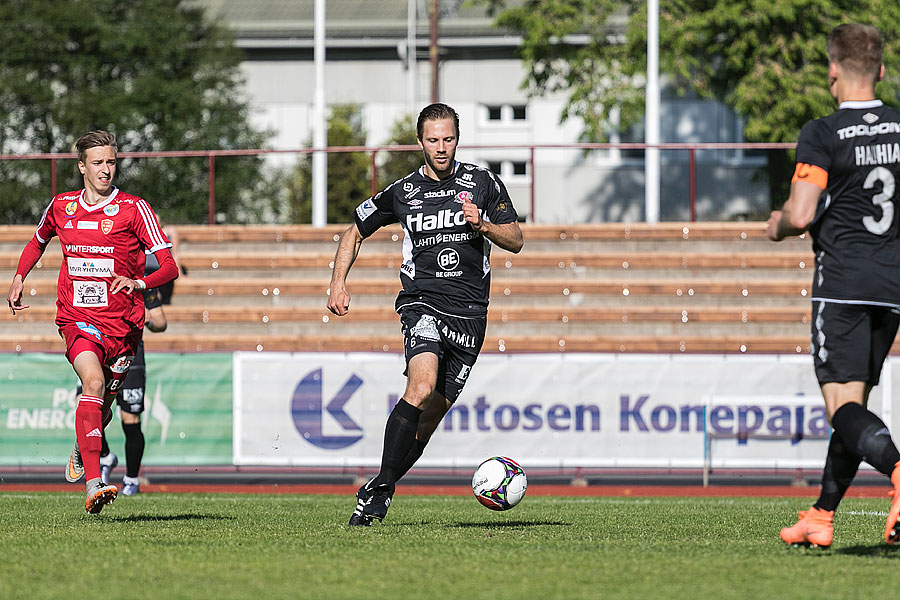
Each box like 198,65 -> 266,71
1,223 -> 818,354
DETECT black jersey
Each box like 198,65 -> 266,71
353,161 -> 518,316
798,100 -> 900,306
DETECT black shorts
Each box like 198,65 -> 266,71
811,301 -> 900,386
117,342 -> 146,414
398,302 -> 486,402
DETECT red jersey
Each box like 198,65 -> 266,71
32,187 -> 172,337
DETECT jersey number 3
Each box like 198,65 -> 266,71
863,166 -> 895,235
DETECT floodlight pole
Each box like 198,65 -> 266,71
312,0 -> 327,227
644,0 -> 660,224
408,0 -> 417,113
430,0 -> 439,103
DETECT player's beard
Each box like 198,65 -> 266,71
424,148 -> 456,180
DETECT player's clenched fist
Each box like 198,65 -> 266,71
462,197 -> 484,231
327,284 -> 351,316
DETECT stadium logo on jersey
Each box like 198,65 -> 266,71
65,201 -> 78,217
355,198 -> 377,221
73,281 -> 108,307
406,208 -> 466,231
424,189 -> 456,199
67,257 -> 113,277
77,220 -> 99,230
863,112 -> 880,124
455,191 -> 473,203
103,204 -> 119,216
290,368 -> 363,450
101,219 -> 114,234
109,355 -> 134,374
437,248 -> 460,271
75,321 -> 103,342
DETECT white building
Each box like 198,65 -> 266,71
194,0 -> 770,222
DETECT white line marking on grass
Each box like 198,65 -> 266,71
844,510 -> 889,517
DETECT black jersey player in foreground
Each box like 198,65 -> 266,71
327,103 -> 524,526
768,24 -> 900,548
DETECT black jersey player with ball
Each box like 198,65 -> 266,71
327,103 -> 524,526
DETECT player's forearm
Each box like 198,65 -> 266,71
15,237 -> 47,280
141,248 -> 178,289
480,222 -> 524,253
330,225 -> 363,287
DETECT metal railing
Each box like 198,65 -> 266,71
0,142 -> 795,224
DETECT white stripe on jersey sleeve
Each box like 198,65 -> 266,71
34,200 -> 53,244
136,199 -> 167,248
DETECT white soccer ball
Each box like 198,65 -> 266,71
471,456 -> 527,511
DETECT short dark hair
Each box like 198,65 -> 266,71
74,130 -> 117,163
827,24 -> 883,81
416,103 -> 460,140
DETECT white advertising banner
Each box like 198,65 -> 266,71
233,353 -> 892,469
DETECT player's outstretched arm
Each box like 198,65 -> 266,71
327,224 -> 365,316
461,198 -> 524,253
767,180 -> 821,241
8,236 -> 48,314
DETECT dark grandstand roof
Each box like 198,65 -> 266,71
186,0 -> 514,42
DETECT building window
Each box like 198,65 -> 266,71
483,104 -> 528,124
512,161 -> 527,176
487,161 -> 502,175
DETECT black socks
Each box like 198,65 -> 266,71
375,399 -> 422,489
122,422 -> 145,478
396,439 -> 428,482
830,402 -> 900,476
814,432 -> 860,512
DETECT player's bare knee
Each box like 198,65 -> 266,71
404,382 -> 435,407
79,377 -> 105,398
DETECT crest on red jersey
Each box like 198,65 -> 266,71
101,219 -> 114,234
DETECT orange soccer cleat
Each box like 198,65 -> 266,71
85,481 -> 118,514
780,507 -> 834,548
885,461 -> 900,545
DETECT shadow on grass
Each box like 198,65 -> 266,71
835,544 -> 900,558
448,520 -> 571,528
107,514 -> 235,523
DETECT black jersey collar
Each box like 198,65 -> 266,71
839,99 -> 883,110
418,161 -> 460,180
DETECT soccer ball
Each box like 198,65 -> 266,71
471,456 -> 527,511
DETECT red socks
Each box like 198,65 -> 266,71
75,395 -> 104,481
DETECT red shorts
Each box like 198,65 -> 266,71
59,322 -> 141,396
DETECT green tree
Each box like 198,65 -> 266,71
287,105 -> 372,224
377,115 -> 421,190
0,0 -> 270,224
485,1 -> 900,200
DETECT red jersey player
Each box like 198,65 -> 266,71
6,130 -> 178,514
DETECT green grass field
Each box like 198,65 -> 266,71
1,492 -> 898,599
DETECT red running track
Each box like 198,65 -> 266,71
0,483 -> 892,498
